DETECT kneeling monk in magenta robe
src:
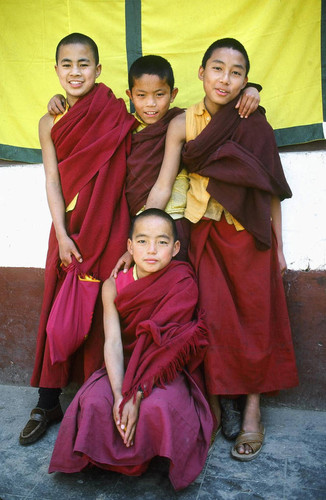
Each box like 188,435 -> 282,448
49,210 -> 213,491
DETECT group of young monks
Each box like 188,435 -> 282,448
19,33 -> 298,490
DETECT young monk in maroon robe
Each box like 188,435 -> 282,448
49,209 -> 213,490
146,38 -> 298,461
19,33 -> 136,445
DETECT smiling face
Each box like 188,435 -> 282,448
199,47 -> 248,116
55,43 -> 101,106
126,74 -> 178,125
127,215 -> 180,278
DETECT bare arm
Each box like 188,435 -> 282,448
39,114 -> 82,266
146,112 -> 186,209
271,195 -> 287,275
102,278 -> 142,447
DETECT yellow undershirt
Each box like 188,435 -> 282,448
184,100 -> 244,230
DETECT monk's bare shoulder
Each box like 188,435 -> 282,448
102,276 -> 117,303
39,113 -> 54,137
167,111 -> 186,142
171,111 -> 186,127
38,113 -> 56,149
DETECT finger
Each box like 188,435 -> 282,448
60,251 -> 72,266
55,103 -> 64,114
235,97 -> 241,109
125,423 -> 136,447
120,413 -> 128,434
59,99 -> 66,112
72,249 -> 83,263
245,100 -> 257,118
111,266 -> 119,279
115,420 -> 125,440
239,98 -> 252,118
238,97 -> 249,118
113,408 -> 120,426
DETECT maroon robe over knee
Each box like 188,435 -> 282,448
49,261 -> 213,490
31,84 -> 136,388
183,98 -> 298,395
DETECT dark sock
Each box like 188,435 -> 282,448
37,387 -> 62,410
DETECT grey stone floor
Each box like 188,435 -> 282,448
0,384 -> 325,500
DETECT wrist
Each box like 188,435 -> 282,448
112,388 -> 123,401
56,228 -> 69,242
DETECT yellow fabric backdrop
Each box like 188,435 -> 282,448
0,0 -> 323,161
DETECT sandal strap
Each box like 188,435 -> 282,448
235,429 -> 264,453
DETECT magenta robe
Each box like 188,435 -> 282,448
49,262 -> 213,490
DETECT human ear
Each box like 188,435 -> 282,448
126,89 -> 133,101
198,66 -> 204,81
127,238 -> 133,254
241,76 -> 248,90
96,64 -> 102,78
172,240 -> 181,257
170,87 -> 179,102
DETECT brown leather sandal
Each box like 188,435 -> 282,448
231,425 -> 265,461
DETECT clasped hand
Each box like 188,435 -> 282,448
113,393 -> 142,448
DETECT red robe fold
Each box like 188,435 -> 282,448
114,261 -> 209,406
182,99 -> 292,250
189,216 -> 299,395
31,83 -> 136,388
49,261 -> 213,490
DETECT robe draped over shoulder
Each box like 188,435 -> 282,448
49,261 -> 213,490
31,83 -> 136,388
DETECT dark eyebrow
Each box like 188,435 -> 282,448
157,234 -> 170,239
211,59 -> 245,70
134,88 -> 166,93
60,58 -> 90,63
135,233 -> 170,239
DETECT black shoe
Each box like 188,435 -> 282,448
19,404 -> 63,445
220,397 -> 242,440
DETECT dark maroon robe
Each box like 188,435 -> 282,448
183,98 -> 298,395
182,99 -> 292,250
125,108 -> 184,216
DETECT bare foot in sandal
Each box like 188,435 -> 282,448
231,393 -> 265,461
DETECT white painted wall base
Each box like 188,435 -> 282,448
0,150 -> 325,270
